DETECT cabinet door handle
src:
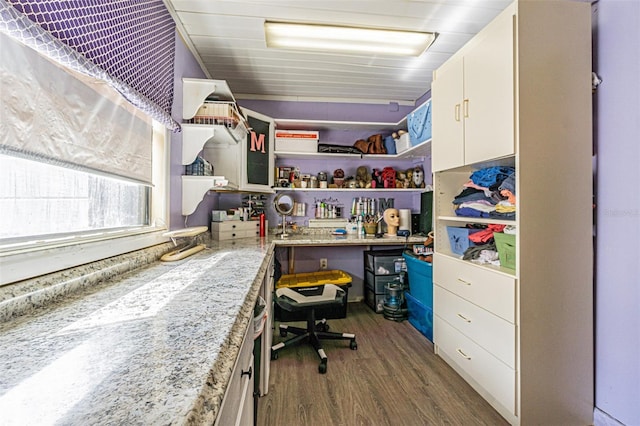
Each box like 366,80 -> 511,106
456,348 -> 471,360
457,278 -> 472,286
457,313 -> 471,323
241,366 -> 252,379
455,103 -> 461,122
463,99 -> 469,118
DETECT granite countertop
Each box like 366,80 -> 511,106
0,232 -> 425,425
0,238 -> 273,425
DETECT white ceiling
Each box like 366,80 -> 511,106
165,0 -> 512,105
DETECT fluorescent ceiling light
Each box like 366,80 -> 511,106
264,22 -> 436,57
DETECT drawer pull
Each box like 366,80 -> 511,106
456,348 -> 471,360
457,313 -> 471,323
455,104 -> 461,122
457,278 -> 472,286
241,366 -> 252,379
463,99 -> 469,118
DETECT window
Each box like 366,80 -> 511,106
0,155 -> 150,242
0,33 -> 169,285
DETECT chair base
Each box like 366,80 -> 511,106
271,310 -> 357,374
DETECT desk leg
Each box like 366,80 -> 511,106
288,246 -> 295,274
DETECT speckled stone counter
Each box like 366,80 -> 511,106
0,238 -> 273,425
0,232 -> 424,425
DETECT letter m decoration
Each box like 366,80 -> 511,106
250,131 -> 266,153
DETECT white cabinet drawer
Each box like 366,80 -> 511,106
212,220 -> 261,232
435,315 -> 515,415
212,220 -> 264,240
435,285 -> 515,368
214,230 -> 247,241
433,253 -> 515,323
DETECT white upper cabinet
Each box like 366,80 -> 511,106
432,8 -> 515,172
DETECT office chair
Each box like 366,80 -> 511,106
270,284 -> 357,374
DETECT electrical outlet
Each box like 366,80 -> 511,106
320,258 -> 328,270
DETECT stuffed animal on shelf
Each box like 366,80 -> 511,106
412,165 -> 426,188
406,169 -> 414,188
396,169 -> 408,188
332,168 -> 345,188
356,165 -> 372,188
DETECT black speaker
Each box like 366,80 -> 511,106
411,214 -> 421,234
417,191 -> 433,235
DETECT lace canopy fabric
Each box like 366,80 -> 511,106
0,0 -> 179,131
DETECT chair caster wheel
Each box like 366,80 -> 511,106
319,361 -> 327,374
280,329 -> 288,337
316,323 -> 329,332
350,340 -> 358,350
271,350 -> 278,360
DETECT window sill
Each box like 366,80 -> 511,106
0,227 -> 170,286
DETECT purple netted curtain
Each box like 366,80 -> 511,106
0,0 -> 180,131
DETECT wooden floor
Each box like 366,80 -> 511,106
258,302 -> 509,426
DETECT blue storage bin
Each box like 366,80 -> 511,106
403,253 -> 433,309
383,135 -> 397,155
407,99 -> 432,146
406,292 -> 433,341
447,226 -> 481,256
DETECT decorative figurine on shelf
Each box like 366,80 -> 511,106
332,168 -> 345,188
381,167 -> 396,188
383,208 -> 400,237
356,165 -> 372,188
371,168 -> 383,188
396,169 -> 411,188
411,165 -> 426,188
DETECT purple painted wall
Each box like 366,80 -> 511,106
594,1 -> 640,425
169,33 -> 207,230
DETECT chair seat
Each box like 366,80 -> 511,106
275,284 -> 346,312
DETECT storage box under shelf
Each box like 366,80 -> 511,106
364,287 -> 386,314
406,292 -> 433,341
365,270 -> 402,294
364,249 -> 406,275
494,232 -> 516,270
403,253 -> 433,309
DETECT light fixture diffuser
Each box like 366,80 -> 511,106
264,22 -> 436,57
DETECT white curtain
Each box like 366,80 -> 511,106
0,33 -> 153,184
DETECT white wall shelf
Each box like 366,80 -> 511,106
274,117 -> 407,131
436,216 -> 515,226
182,78 -> 236,120
182,124 -> 247,165
274,138 -> 431,161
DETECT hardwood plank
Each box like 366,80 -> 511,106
258,302 -> 509,426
